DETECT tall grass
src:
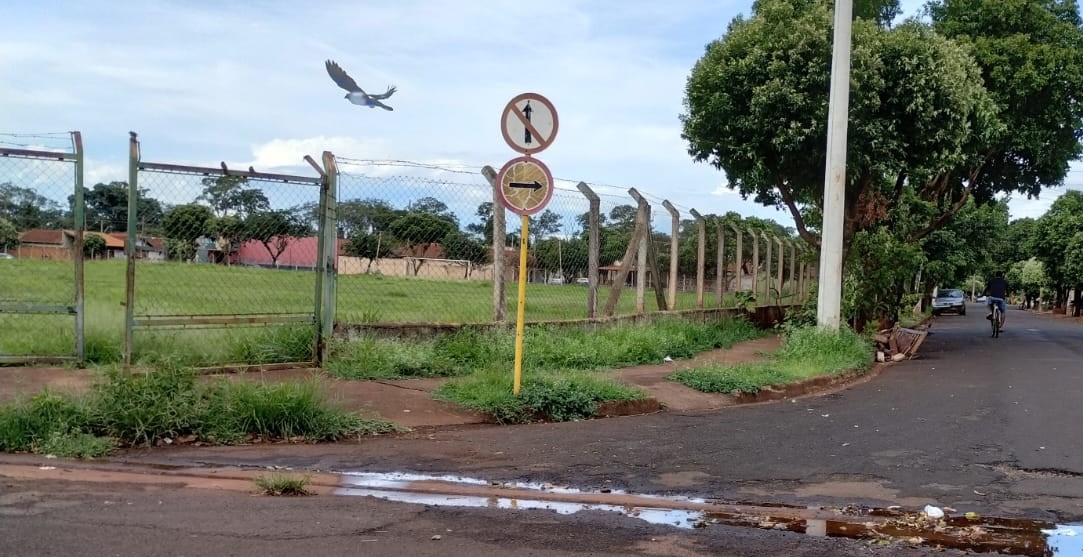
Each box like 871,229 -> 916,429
669,325 -> 873,394
0,363 -> 398,458
327,317 -> 763,381
434,367 -> 645,424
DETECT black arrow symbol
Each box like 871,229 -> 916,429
523,101 -> 533,145
509,181 -> 543,191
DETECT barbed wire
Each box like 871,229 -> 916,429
0,132 -> 76,152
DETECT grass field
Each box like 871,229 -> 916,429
1,259 -> 799,364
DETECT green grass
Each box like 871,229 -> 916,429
327,317 -> 764,381
2,259 -> 797,364
434,368 -> 646,424
253,472 -> 313,496
0,363 -> 399,457
668,326 -> 873,395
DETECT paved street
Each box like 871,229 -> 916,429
3,305 -> 1082,555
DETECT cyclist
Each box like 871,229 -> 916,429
983,272 -> 1009,331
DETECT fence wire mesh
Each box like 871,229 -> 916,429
331,160 -> 815,326
126,152 -> 323,366
3,132 -> 815,365
335,160 -> 498,324
0,132 -> 82,361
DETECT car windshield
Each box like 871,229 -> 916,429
939,289 -> 964,298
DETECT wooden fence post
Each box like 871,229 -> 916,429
690,209 -> 706,309
576,182 -> 600,318
482,166 -> 506,323
662,200 -> 679,310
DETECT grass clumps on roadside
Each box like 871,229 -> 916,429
669,326 -> 873,395
0,364 -> 398,459
434,369 -> 646,424
327,317 -> 763,381
253,472 -> 313,496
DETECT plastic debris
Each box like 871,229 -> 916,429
923,505 -> 944,519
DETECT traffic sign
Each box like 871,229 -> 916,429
500,93 -> 559,155
495,156 -> 554,216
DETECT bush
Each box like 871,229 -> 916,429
435,369 -> 644,424
91,364 -> 202,446
253,472 -> 313,496
0,363 -> 398,457
0,391 -> 95,453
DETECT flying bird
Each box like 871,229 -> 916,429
325,59 -> 396,111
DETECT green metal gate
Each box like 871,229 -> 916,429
122,133 -> 335,368
0,132 -> 85,365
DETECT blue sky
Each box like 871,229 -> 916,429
2,0 -> 1079,231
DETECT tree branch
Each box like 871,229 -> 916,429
910,158 -> 989,242
776,179 -> 820,248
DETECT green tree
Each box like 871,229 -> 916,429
1,183 -> 67,230
198,176 -> 269,218
343,233 -> 393,273
337,198 -> 401,238
607,205 -> 637,233
530,209 -> 563,244
387,212 -> 457,275
244,210 -> 310,267
466,202 -> 495,240
161,204 -> 213,261
441,231 -> 489,278
206,215 -> 245,264
1033,190 -> 1083,309
682,1 -> 1000,256
407,196 -> 458,225
0,217 -> 18,251
928,0 -> 1083,204
82,181 -> 163,233
1007,257 -> 1049,309
83,233 -> 106,259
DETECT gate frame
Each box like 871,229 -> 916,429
0,131 -> 85,365
123,133 -> 330,367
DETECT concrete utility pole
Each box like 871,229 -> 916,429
817,0 -> 853,330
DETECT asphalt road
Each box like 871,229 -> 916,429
4,305 -> 1081,555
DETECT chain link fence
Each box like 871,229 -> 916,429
331,160 -> 814,327
0,132 -> 84,363
1,129 -> 814,366
124,134 -> 327,366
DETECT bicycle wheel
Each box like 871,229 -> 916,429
991,306 -> 1001,338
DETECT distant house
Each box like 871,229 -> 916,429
234,236 -> 346,268
87,232 -> 125,259
14,229 -> 164,261
16,229 -> 76,260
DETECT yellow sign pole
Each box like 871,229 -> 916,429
513,214 -> 530,396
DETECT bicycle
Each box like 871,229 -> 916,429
988,299 -> 1003,338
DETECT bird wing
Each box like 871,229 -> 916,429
325,59 -> 363,93
367,85 -> 397,100
370,99 -> 393,111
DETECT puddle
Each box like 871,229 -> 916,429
336,471 -> 1080,555
1045,525 -> 1082,555
338,471 -> 704,529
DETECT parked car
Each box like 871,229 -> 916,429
575,277 -> 590,285
976,295 -> 987,303
0,253 -> 14,260
546,276 -> 565,285
932,288 -> 966,316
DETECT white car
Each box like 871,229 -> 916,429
0,253 -> 14,260
932,288 -> 966,316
